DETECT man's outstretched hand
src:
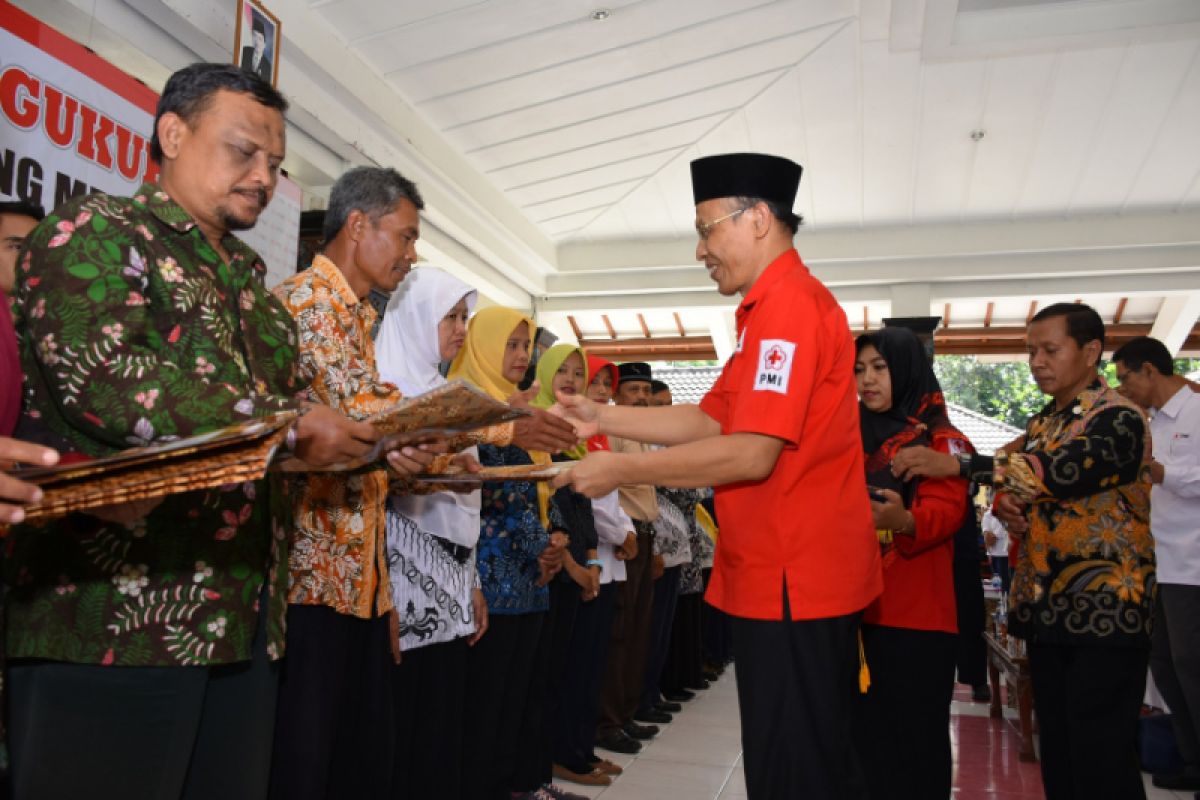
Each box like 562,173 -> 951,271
549,391 -> 602,440
504,383 -> 581,453
0,437 -> 59,524
551,450 -> 622,498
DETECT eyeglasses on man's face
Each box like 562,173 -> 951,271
695,207 -> 747,241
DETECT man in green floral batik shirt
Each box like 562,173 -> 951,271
2,63 -> 430,800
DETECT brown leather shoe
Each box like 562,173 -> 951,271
552,763 -> 612,787
590,758 -> 624,776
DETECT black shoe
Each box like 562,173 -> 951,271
1152,773 -> 1200,791
971,684 -> 992,702
594,729 -> 640,754
656,700 -> 682,713
663,689 -> 695,702
685,678 -> 710,691
623,720 -> 658,740
702,669 -> 720,682
634,708 -> 672,724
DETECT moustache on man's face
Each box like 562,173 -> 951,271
233,187 -> 269,207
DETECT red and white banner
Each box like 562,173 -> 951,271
0,0 -> 301,283
0,0 -> 159,209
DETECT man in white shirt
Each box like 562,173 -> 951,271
981,507 -> 1011,594
1114,336 -> 1200,793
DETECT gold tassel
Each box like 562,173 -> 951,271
858,630 -> 871,693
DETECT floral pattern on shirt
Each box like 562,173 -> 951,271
998,380 -> 1156,647
653,489 -> 693,570
680,488 -> 715,595
5,184 -> 301,666
272,255 -> 402,618
477,444 -> 550,615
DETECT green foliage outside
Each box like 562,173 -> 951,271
935,355 -> 1200,429
933,356 -> 1044,429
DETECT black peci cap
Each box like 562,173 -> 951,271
617,362 -> 652,385
690,152 -> 802,208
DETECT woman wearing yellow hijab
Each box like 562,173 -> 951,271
453,308 -> 579,800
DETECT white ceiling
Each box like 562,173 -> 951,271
14,0 -> 1200,355
312,0 -> 1200,242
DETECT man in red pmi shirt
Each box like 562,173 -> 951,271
555,152 -> 882,799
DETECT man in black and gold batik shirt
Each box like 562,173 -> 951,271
994,302 -> 1155,800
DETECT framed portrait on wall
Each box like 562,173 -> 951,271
233,0 -> 281,87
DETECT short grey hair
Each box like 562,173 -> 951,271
322,166 -> 425,245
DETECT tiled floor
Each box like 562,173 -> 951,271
557,670 -> 1191,800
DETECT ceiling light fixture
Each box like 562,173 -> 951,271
970,129 -> 986,142
590,8 -> 611,20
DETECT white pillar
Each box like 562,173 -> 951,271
707,310 -> 737,364
1149,292 -> 1200,355
889,283 -> 933,318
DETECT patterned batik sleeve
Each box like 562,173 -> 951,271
1000,405 -> 1146,504
284,294 -> 401,420
17,206 -> 296,450
446,421 -> 515,452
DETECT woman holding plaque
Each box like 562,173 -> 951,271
374,267 -> 486,799
527,344 -> 606,792
451,306 -> 572,800
852,326 -> 971,800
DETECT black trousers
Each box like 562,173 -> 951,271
392,636 -> 468,799
954,556 -> 987,687
554,579 -> 607,773
638,565 -> 681,713
662,592 -> 704,695
730,596 -> 867,800
9,606 -> 277,800
1152,583 -> 1200,773
1028,642 -> 1148,800
565,581 -> 618,766
462,611 -> 546,800
526,581 -> 579,790
598,523 -> 655,733
268,605 -> 395,800
852,624 -> 957,800
701,568 -> 733,667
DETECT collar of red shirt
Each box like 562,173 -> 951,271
735,247 -> 806,325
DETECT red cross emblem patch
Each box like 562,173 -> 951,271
754,339 -> 796,394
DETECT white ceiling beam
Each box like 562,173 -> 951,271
556,211 -> 1200,272
890,283 -> 932,317
546,243 -> 1200,296
1149,292 -> 1200,355
922,0 -> 1200,62
535,271 -> 1200,315
930,273 -> 1200,302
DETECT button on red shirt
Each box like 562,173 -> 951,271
700,249 -> 883,621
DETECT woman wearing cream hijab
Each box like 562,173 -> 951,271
375,267 -> 484,799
